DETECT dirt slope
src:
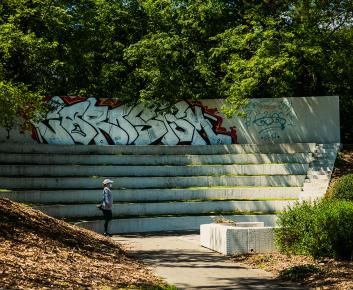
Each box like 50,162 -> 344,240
0,198 -> 161,289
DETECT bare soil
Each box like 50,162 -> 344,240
0,198 -> 163,289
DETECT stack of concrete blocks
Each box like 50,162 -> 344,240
300,143 -> 341,201
200,222 -> 276,256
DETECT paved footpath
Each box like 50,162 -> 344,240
113,232 -> 310,290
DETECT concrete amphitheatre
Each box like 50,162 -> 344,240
0,95 -> 340,236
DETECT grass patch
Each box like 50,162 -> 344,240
279,264 -> 321,281
0,189 -> 11,192
65,211 -> 282,223
28,197 -> 298,206
186,162 -> 305,166
175,185 -> 299,189
176,198 -> 298,203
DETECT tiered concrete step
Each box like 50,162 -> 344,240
0,153 -> 313,165
0,187 -> 302,204
0,164 -> 309,176
0,164 -> 309,177
300,143 -> 340,201
0,143 -> 314,233
33,200 -> 296,219
0,143 -> 316,154
76,215 -> 279,234
0,175 -> 306,189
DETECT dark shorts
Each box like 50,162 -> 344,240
102,209 -> 112,221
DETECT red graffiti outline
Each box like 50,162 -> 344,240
190,100 -> 237,143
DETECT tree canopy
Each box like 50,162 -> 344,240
1,0 -> 353,141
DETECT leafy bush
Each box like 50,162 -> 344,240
327,174 -> 353,201
275,200 -> 353,260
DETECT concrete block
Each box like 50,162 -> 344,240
200,223 -> 276,255
0,163 -> 309,177
0,152 -> 313,166
0,142 -> 316,155
75,214 -> 278,233
33,200 -> 295,218
0,187 -> 302,204
0,174 -> 306,190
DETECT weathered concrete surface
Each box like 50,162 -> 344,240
114,232 -> 308,290
77,215 -> 279,234
0,96 -> 340,145
0,175 -> 306,189
35,200 -> 295,218
0,187 -> 301,204
0,142 -> 316,154
77,215 -> 278,234
200,224 -> 276,255
0,163 -> 309,177
34,199 -> 295,218
0,152 -> 313,165
300,143 -> 341,201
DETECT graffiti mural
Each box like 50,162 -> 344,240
32,97 -> 237,145
244,99 -> 297,141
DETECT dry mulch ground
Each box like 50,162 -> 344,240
232,253 -> 353,289
232,147 -> 353,290
0,198 -> 164,289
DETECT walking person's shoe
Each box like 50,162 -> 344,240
103,232 -> 112,237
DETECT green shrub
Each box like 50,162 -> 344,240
275,200 -> 353,260
275,201 -> 316,256
327,174 -> 353,201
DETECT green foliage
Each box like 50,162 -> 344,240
1,0 -> 353,141
0,81 -> 48,133
275,200 -> 353,260
210,18 -> 300,116
327,174 -> 353,201
0,0 -> 146,127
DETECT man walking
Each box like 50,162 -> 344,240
101,178 -> 114,236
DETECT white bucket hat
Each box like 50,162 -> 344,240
102,179 -> 114,185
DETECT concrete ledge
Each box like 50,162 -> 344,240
0,187 -> 302,203
33,200 -> 295,218
0,143 -> 316,155
200,223 -> 276,255
0,175 -> 306,189
0,164 -> 309,177
0,153 -> 314,165
75,214 -> 278,233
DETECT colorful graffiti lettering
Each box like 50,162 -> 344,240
32,97 -> 237,145
244,99 -> 296,141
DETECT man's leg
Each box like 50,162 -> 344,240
103,209 -> 112,236
106,210 -> 112,234
103,210 -> 109,233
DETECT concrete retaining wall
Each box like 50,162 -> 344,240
0,175 -> 306,189
0,164 -> 309,177
76,214 -> 278,234
0,187 -> 301,204
34,200 -> 295,218
0,142 -> 316,154
1,96 -> 340,145
0,152 -> 313,165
